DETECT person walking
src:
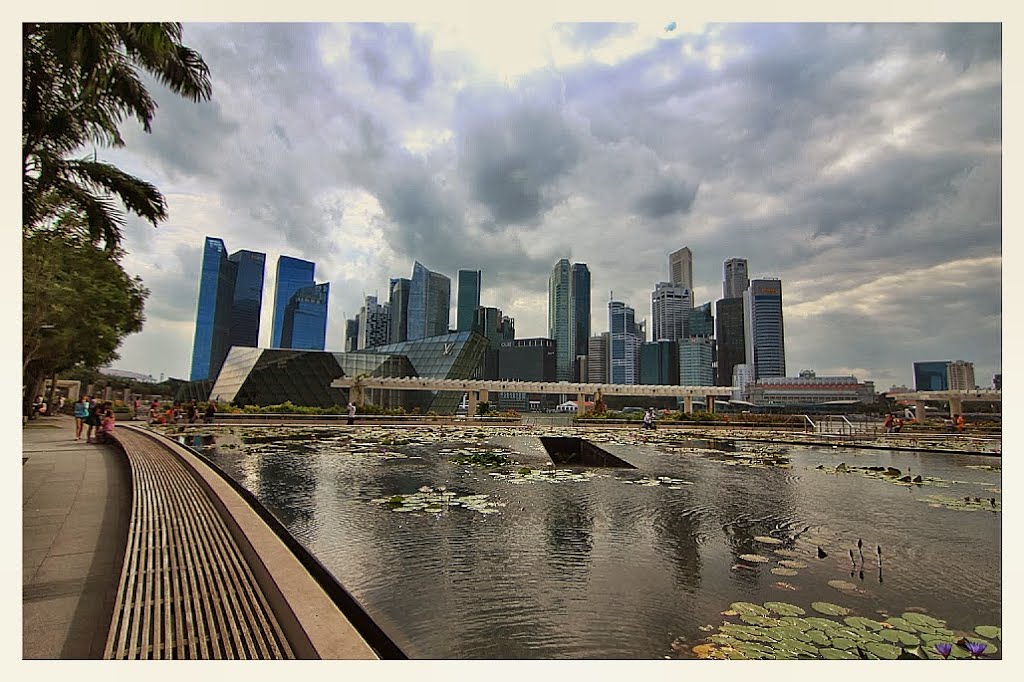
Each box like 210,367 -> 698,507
955,414 -> 965,433
85,397 -> 102,443
883,413 -> 894,433
204,401 -> 217,424
347,401 -> 356,426
643,407 -> 656,430
73,395 -> 89,440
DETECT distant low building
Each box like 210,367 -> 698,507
747,371 -> 875,406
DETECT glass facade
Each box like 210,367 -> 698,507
744,279 -> 786,380
652,282 -> 688,341
191,238 -> 235,380
609,300 -> 642,384
228,250 -> 265,348
679,337 -> 715,386
715,297 -> 745,387
685,302 -> 714,338
548,259 -> 572,381
271,256 -> 316,347
670,246 -> 693,292
640,340 -> 679,385
723,258 -> 750,299
389,277 -> 411,343
408,262 -> 451,340
913,361 -> 951,391
570,263 -> 591,364
280,282 -> 329,350
456,270 -> 482,332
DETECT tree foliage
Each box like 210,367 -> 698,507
23,230 -> 149,398
23,22 -> 211,249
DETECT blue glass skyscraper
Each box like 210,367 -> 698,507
279,283 -> 329,350
744,279 -> 786,380
570,263 -> 591,379
456,269 -> 482,332
407,261 -> 451,340
271,256 -> 316,348
190,237 -> 266,381
609,299 -> 643,384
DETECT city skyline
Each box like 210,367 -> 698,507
97,21 -> 1000,390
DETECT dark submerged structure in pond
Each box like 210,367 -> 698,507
539,436 -> 637,468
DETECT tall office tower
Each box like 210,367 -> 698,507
684,302 -> 714,338
548,259 -> 573,381
474,306 -> 515,379
715,297 -> 745,386
344,318 -> 359,352
588,333 -> 609,383
743,278 -> 786,380
357,295 -> 390,349
389,277 -> 411,343
723,258 -> 750,299
407,261 -> 451,339
271,256 -> 316,347
190,237 -> 267,382
669,246 -> 694,295
640,340 -> 679,385
570,263 -> 591,380
609,299 -> 643,384
456,270 -> 482,332
279,282 -> 329,350
946,360 -> 976,390
651,282 -> 689,341
679,337 -> 715,386
732,363 -> 755,400
913,361 -> 950,391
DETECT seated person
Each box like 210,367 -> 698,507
98,409 -> 116,443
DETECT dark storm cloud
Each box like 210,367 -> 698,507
633,177 -> 700,220
459,103 -> 584,226
349,23 -> 434,102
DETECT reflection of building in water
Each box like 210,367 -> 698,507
543,499 -> 594,581
205,331 -> 488,413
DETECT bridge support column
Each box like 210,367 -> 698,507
949,397 -> 963,418
914,400 -> 926,422
577,392 -> 586,414
706,396 -> 715,414
683,396 -> 693,414
467,391 -> 478,418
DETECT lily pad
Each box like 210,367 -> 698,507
753,535 -> 783,544
974,625 -> 1001,640
730,602 -> 769,616
820,647 -> 858,659
827,579 -> 859,592
805,629 -> 831,646
844,616 -> 884,631
770,567 -> 798,576
738,554 -> 771,563
885,616 -> 919,633
863,641 -> 901,659
773,548 -> 803,558
764,602 -> 806,617
901,612 -> 946,629
740,614 -> 781,627
829,637 -> 857,650
811,602 -> 850,616
879,629 -> 919,646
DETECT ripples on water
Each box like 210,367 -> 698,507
194,427 -> 1001,659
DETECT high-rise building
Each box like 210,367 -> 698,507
723,258 -> 750,299
588,333 -> 609,383
732,363 -> 755,400
344,318 -> 359,352
743,278 -> 786,380
548,259 -> 573,381
913,361 -> 950,391
669,246 -> 693,295
640,340 -> 679,385
279,282 -> 329,350
456,269 -> 482,332
685,302 -> 714,338
651,282 -> 689,341
389,277 -> 411,344
407,261 -> 451,339
357,295 -> 390,349
474,306 -> 515,379
609,299 -> 644,384
715,297 -> 745,387
190,237 -> 267,382
946,360 -> 976,390
570,263 -> 591,379
679,337 -> 715,386
271,256 -> 316,348
497,337 -> 558,411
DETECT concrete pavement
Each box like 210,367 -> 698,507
22,414 -> 130,659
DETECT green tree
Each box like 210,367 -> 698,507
23,230 -> 148,411
23,23 -> 211,249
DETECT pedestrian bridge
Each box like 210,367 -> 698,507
329,377 -> 734,415
887,389 -> 1001,419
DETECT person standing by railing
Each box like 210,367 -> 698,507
73,395 -> 88,440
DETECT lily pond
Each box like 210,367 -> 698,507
167,424 -> 1001,659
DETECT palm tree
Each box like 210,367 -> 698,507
23,23 -> 212,249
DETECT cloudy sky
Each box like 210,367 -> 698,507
99,19 -> 1001,391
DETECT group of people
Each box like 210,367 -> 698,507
882,413 -> 905,433
148,400 -> 218,425
72,395 -> 116,443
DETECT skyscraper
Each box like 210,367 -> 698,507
679,337 -> 715,386
190,237 -> 266,382
357,295 -> 390,349
744,278 -> 786,380
913,361 -> 951,390
669,246 -> 693,295
640,340 -> 679,385
389,277 -> 411,343
723,258 -> 750,299
474,306 -> 515,379
684,302 -> 714,338
456,269 -> 482,332
279,282 -> 329,350
651,282 -> 689,341
588,333 -> 609,383
548,259 -> 572,381
271,256 -> 316,348
946,360 -> 976,390
570,263 -> 591,379
609,299 -> 643,384
715,297 -> 745,386
407,261 -> 451,339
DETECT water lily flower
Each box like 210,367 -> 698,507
964,640 -> 987,657
934,642 -> 953,659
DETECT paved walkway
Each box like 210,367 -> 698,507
22,414 -> 130,659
